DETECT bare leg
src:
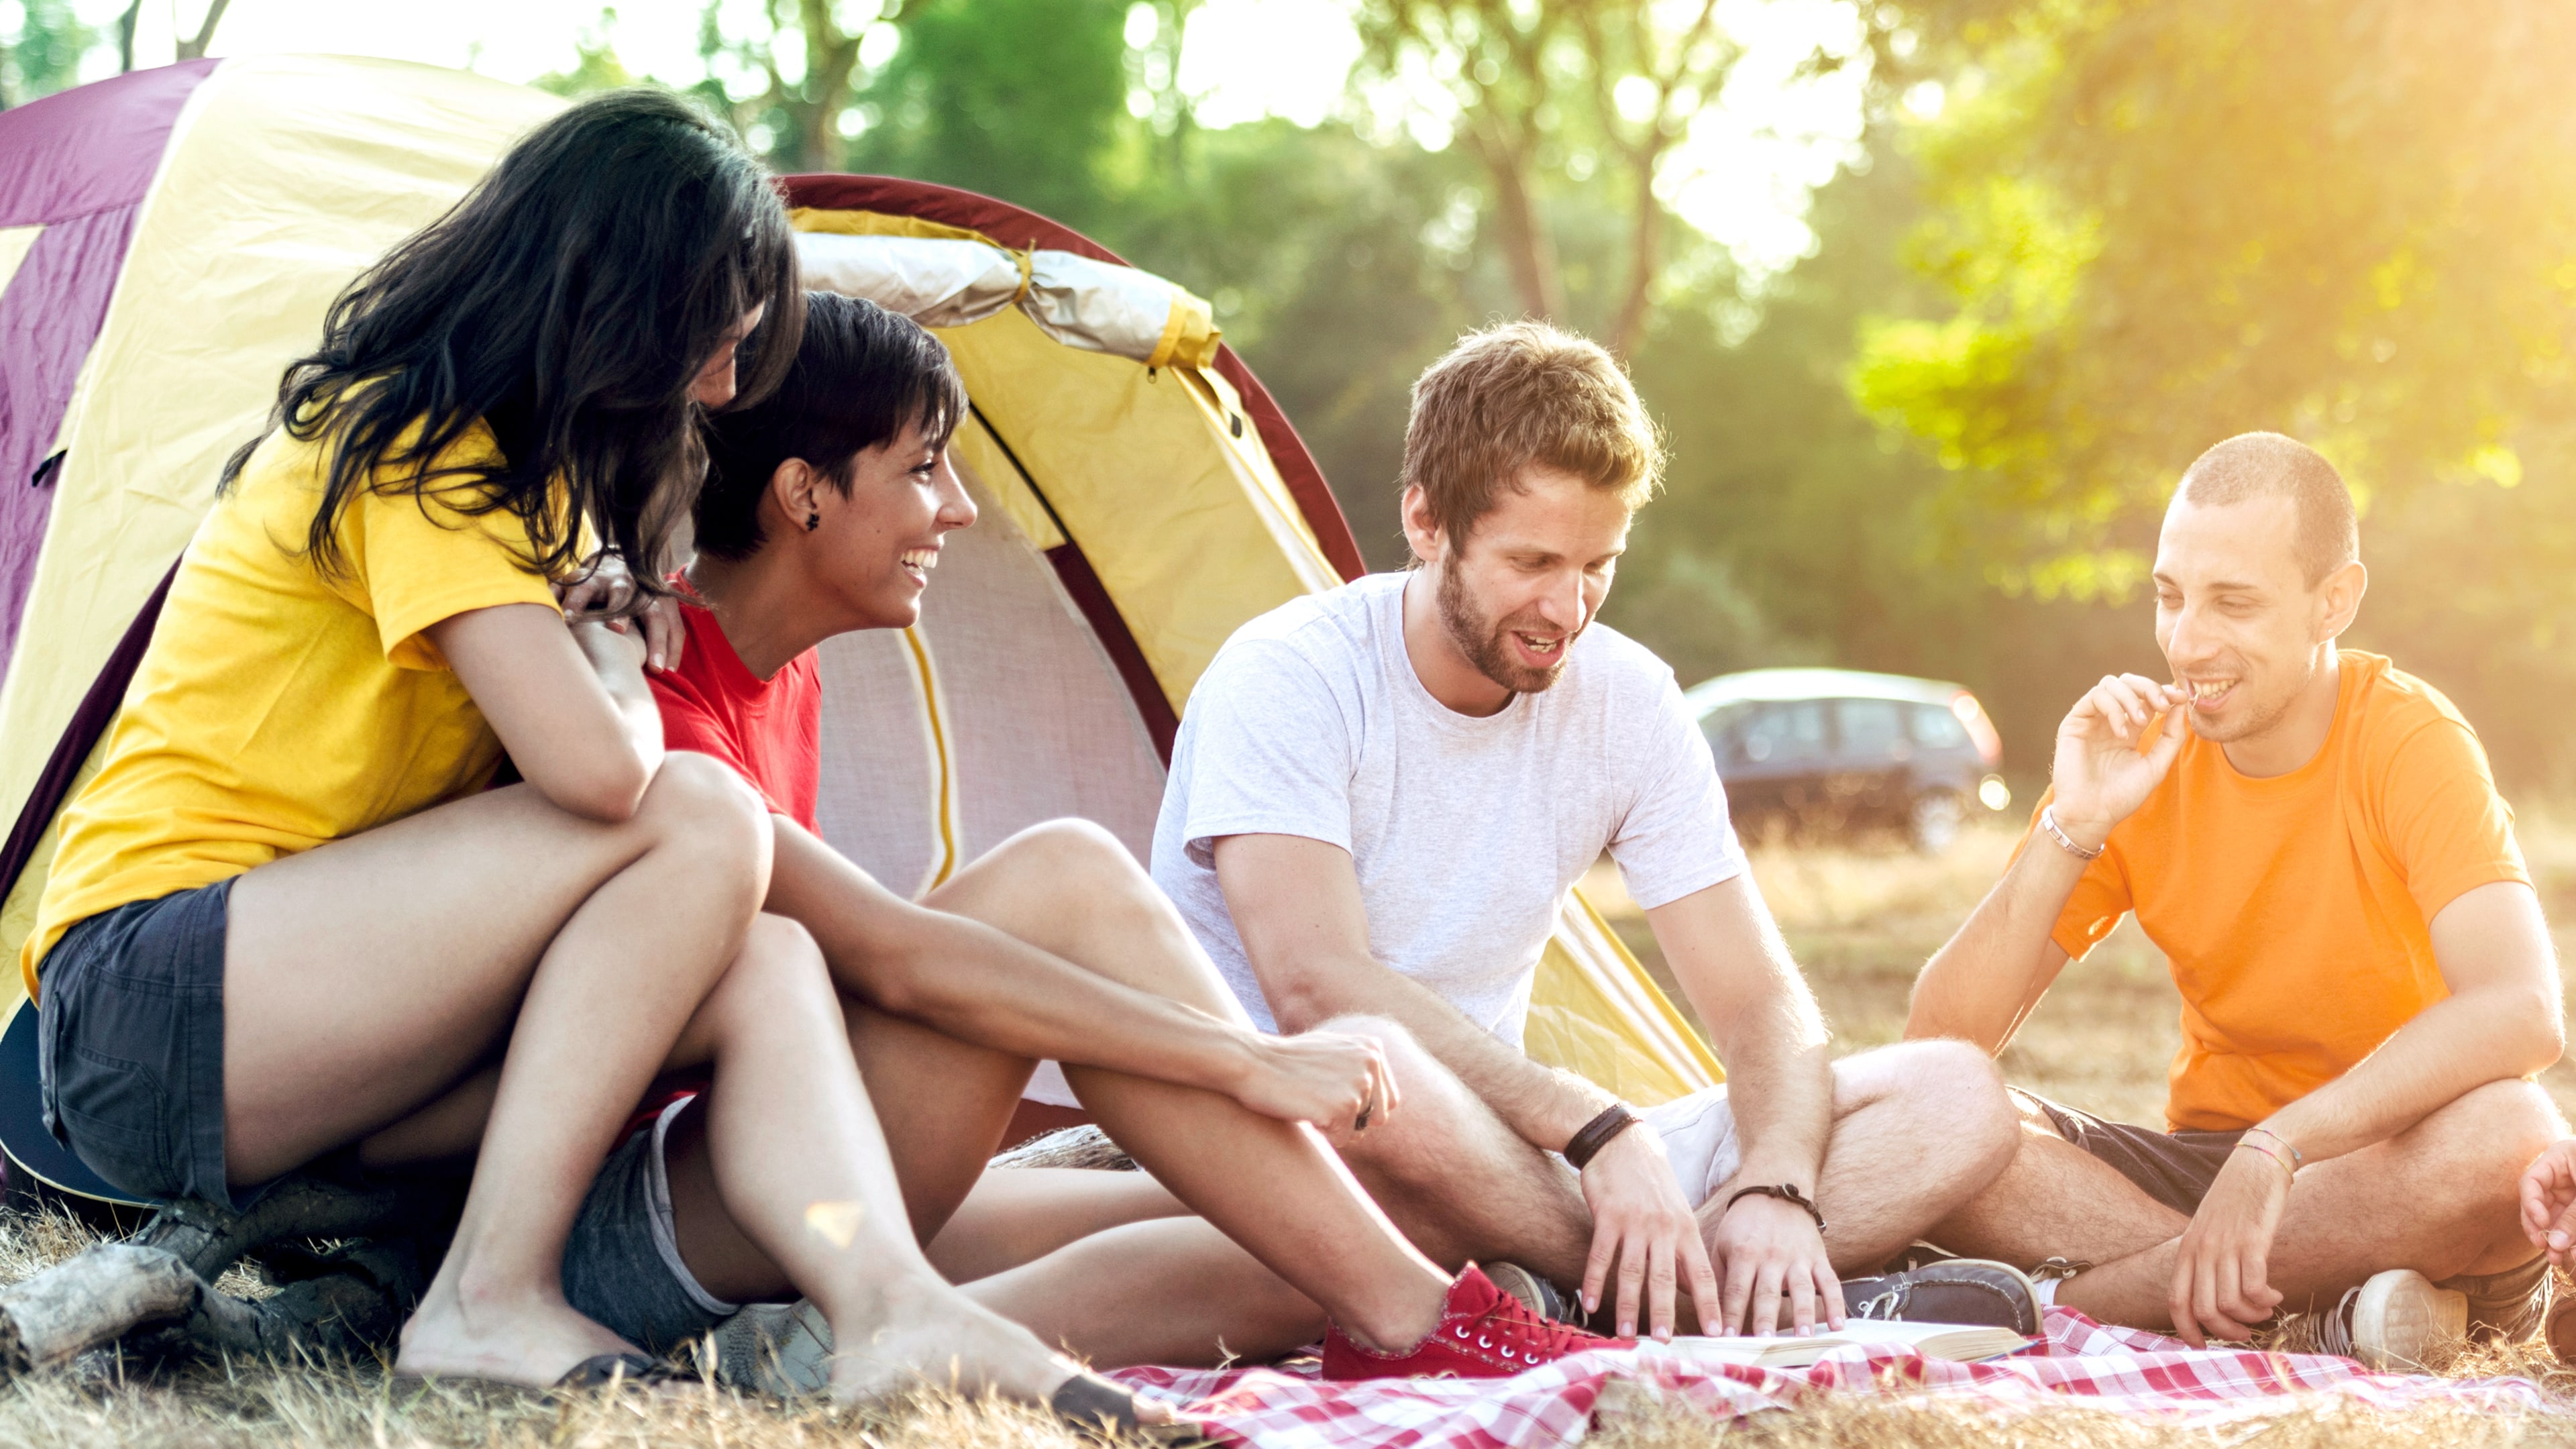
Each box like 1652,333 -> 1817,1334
1925,1090 -> 2190,1270
927,1169 -> 1189,1285
1782,1040 -> 2021,1273
1933,1081 -> 2561,1331
918,822 -> 1448,1349
1310,1013 -> 1593,1281
2061,1082 -> 2561,1330
978,1039 -> 2025,1358
666,915 -> 1089,1405
220,753 -> 773,1385
965,1217 -> 1329,1368
1321,1031 -> 2022,1298
664,820 -> 1452,1351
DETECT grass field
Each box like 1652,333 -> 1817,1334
1,822 -> 2572,1445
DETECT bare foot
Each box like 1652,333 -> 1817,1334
819,1272 -> 1138,1413
395,1274 -> 640,1387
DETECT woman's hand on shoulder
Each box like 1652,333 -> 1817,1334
553,552 -> 686,672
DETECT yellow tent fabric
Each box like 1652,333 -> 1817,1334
0,56 -> 1719,1109
0,56 -> 565,970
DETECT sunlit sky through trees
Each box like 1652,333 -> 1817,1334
62,0 -> 1874,279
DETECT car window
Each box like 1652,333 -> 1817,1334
1700,702 -> 1753,759
1739,700 -> 1829,765
1909,702 -> 1972,749
1836,699 -> 1907,759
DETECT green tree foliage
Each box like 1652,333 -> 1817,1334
1352,0 -> 1813,355
1849,0 -> 2576,782
855,0 -> 1137,231
0,0 -> 93,109
1855,0 -> 2576,591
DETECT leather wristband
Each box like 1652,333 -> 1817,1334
1563,1103 -> 1642,1171
1723,1183 -> 1827,1235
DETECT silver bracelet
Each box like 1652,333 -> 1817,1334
2039,805 -> 2104,861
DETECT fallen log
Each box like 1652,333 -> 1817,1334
0,1242 -> 201,1373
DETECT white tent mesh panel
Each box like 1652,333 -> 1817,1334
812,460 -> 1165,898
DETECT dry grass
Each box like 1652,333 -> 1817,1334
2,822 -> 2572,1445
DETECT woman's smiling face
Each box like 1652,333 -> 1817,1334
807,417 -> 977,630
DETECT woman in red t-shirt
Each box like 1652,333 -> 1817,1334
605,292 -> 1619,1380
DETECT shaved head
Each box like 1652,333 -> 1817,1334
2174,432 -> 2357,586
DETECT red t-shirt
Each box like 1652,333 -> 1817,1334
649,598 -> 822,831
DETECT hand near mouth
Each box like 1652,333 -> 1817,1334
2049,672 -> 2190,849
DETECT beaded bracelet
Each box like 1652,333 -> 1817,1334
2243,1125 -> 2304,1169
2234,1138 -> 2296,1184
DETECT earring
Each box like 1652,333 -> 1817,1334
804,511 -> 820,532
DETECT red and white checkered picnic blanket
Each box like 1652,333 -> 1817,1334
1110,1308 -> 2551,1449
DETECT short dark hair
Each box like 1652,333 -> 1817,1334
2175,431 -> 2359,586
1401,321 -> 1664,548
695,291 -> 967,561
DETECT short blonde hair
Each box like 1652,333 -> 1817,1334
1401,321 -> 1664,547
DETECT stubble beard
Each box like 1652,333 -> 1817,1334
1435,562 -> 1575,696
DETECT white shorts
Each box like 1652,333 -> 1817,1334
1637,1085 -> 1740,1209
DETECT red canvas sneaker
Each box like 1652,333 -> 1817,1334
1322,1265 -> 1634,1380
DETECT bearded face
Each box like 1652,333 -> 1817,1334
1434,544 -> 1583,695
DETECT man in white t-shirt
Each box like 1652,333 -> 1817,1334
1153,321 -> 2028,1342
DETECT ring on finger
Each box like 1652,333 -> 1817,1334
1353,1078 -> 1377,1134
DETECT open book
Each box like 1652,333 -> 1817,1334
1656,1317 -> 2033,1369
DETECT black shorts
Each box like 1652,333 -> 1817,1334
2021,1090 -> 2247,1216
37,879 -> 240,1207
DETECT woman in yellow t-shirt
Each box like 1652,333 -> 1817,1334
26,91 -> 1150,1415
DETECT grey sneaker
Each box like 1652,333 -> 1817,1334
1481,1260 -> 1588,1326
713,1298 -> 834,1397
2271,1269 -> 2466,1370
1839,1258 -> 2041,1336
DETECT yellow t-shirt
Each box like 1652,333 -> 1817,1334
2029,652 -> 2528,1132
21,417 -> 566,998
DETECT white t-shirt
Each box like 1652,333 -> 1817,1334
1152,570 -> 1746,1044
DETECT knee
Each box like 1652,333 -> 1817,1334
1005,818 -> 1141,890
708,913 -> 833,1022
1851,1038 -> 2017,1168
2435,1079 -> 2566,1193
640,752 -> 772,898
1307,1014 -> 1468,1148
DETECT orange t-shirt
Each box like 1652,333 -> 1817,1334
2032,652 -> 2527,1132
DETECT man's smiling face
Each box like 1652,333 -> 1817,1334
2153,491 -> 2343,744
1425,465 -> 1631,695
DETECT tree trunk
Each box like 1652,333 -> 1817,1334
115,1 -> 142,72
1470,129 -> 1566,322
176,0 -> 233,61
1608,142 -> 1668,357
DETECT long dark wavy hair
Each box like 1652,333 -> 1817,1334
221,89 -> 804,598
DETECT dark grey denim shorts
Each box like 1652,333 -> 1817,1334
562,1097 -> 739,1353
38,878 -> 237,1206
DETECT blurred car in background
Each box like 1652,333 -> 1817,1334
1685,668 -> 2010,851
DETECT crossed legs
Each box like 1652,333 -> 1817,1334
983,1033 -> 2023,1351
1927,1081 -> 2563,1332
222,753 -> 774,1382
1324,1032 -> 2020,1295
661,819 -> 1455,1363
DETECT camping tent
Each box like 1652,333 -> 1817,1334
0,56 -> 1719,1202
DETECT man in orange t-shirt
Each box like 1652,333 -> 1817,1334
1907,432 -> 2565,1368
